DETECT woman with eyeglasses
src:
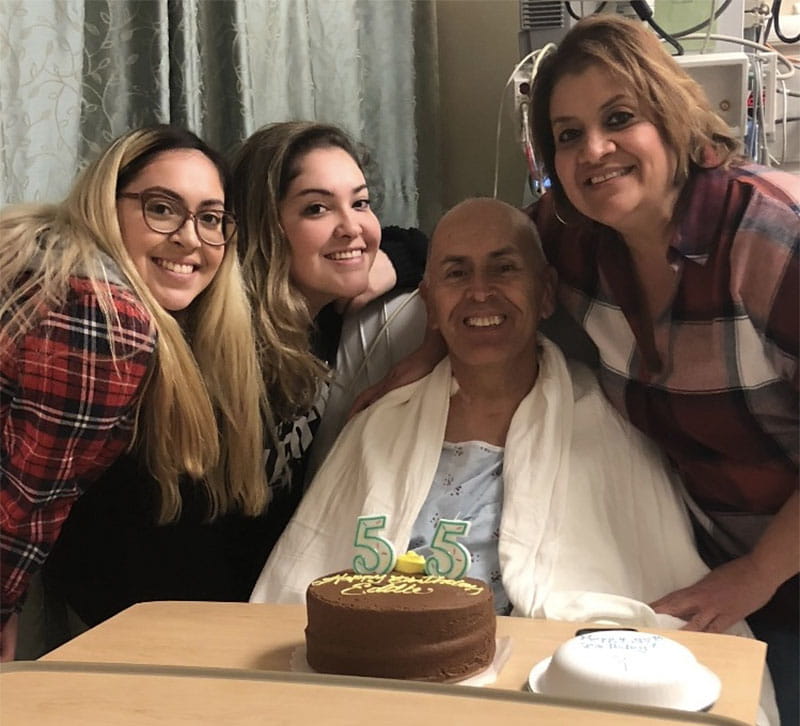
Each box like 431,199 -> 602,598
1,125 -> 266,660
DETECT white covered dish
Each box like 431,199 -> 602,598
528,630 -> 721,712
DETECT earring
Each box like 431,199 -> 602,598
552,200 -> 570,226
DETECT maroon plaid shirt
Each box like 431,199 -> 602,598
1,277 -> 155,625
530,162 -> 798,518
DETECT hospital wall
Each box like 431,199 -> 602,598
436,0 -> 529,211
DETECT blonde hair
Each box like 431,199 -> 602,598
0,125 -> 267,522
530,14 -> 741,221
230,122 -> 369,420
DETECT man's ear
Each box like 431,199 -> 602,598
419,278 -> 440,330
540,265 -> 558,320
419,278 -> 428,302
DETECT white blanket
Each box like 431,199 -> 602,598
252,337 -> 711,619
251,336 -> 777,723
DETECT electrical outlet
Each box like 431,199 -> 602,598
508,62 -> 534,146
512,62 -> 534,117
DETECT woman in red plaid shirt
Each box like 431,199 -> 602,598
0,125 -> 267,659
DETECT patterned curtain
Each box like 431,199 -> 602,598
0,0 -> 441,227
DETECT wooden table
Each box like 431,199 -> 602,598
39,601 -> 767,724
3,661 -> 751,725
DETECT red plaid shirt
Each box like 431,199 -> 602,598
530,162 -> 799,517
1,277 -> 155,626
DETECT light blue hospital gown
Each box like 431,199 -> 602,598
408,441 -> 511,614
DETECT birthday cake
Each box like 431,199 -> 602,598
305,569 -> 496,682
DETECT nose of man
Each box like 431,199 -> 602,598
467,271 -> 493,302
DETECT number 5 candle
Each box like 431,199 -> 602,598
425,519 -> 472,579
352,515 -> 397,575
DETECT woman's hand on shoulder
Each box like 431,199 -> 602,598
347,327 -> 447,418
335,249 -> 397,315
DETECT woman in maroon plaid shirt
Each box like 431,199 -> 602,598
0,125 -> 267,659
526,16 -> 797,723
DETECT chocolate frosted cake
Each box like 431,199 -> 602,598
305,570 -> 496,682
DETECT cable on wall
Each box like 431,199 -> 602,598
771,0 -> 800,43
629,1 -> 684,55
779,79 -> 788,163
671,0 -> 735,37
700,0 -> 717,53
680,33 -> 796,79
493,44 -> 557,199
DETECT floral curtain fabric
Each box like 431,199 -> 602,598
0,0 -> 440,227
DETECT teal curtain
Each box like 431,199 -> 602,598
0,0 -> 441,227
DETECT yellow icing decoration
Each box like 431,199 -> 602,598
394,551 -> 426,574
310,572 -> 485,597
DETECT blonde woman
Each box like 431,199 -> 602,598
1,125 -> 266,659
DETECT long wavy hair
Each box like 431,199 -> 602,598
0,125 -> 267,522
530,14 -> 741,222
230,122 -> 370,420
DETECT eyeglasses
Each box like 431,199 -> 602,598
118,190 -> 237,246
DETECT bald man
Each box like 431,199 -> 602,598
251,199 -> 736,623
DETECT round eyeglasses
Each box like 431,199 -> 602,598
118,190 -> 237,246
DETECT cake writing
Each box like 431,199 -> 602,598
311,572 -> 485,596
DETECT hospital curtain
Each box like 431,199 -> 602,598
0,0 -> 441,227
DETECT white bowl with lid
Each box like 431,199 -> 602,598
528,630 -> 721,712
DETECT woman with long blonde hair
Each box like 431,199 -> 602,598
2,125 -> 266,659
